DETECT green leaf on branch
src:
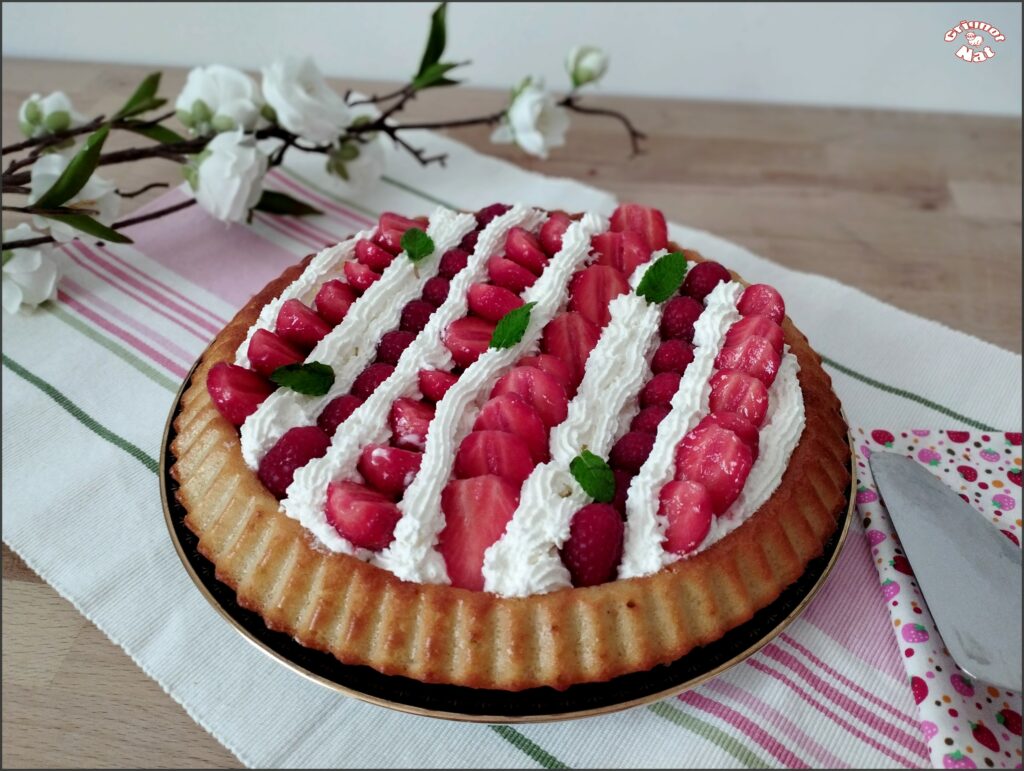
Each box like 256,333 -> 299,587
635,251 -> 688,304
33,125 -> 111,209
417,2 -> 448,77
114,72 -> 164,119
40,212 -> 132,244
124,121 -> 186,144
569,449 -> 616,503
253,191 -> 322,217
412,61 -> 463,91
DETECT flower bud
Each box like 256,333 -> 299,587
565,45 -> 609,88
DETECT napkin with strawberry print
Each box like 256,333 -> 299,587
855,428 -> 1023,768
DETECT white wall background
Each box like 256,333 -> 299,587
3,2 -> 1020,116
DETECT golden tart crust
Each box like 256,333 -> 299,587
170,246 -> 850,692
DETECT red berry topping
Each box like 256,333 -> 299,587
276,299 -> 331,350
351,362 -> 395,399
258,426 -> 331,499
660,296 -> 703,341
715,337 -> 781,387
443,316 -> 496,368
375,329 -> 416,365
674,424 -> 753,514
487,255 -> 537,293
630,404 -> 671,434
355,238 -> 394,272
651,339 -> 695,375
418,368 -> 458,402
207,362 -> 274,426
504,226 -> 549,275
539,212 -> 572,256
421,276 -> 450,307
724,315 -> 784,355
438,247 -> 470,279
317,394 -> 363,436
374,212 -> 428,255
516,354 -> 572,396
568,264 -> 630,328
590,230 -> 651,277
439,475 -> 520,590
357,444 -> 422,498
247,329 -> 304,377
660,480 -> 714,555
560,503 -> 625,587
325,481 -> 401,551
640,371 -> 682,408
467,282 -> 524,322
682,261 -> 731,301
709,370 -> 769,427
490,365 -> 569,428
475,203 -> 511,227
609,203 -> 669,250
399,299 -> 435,333
612,468 -> 634,514
474,393 -> 551,464
738,284 -> 785,325
343,260 -> 380,294
609,430 -> 656,473
454,429 -> 535,484
388,397 -> 435,451
314,279 -> 357,326
540,311 -> 601,391
458,230 -> 479,254
695,411 -> 760,461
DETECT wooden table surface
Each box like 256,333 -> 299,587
2,58 -> 1021,768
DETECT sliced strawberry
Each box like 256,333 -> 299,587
443,316 -> 496,368
258,426 -> 331,499
343,260 -> 380,294
590,230 -> 651,277
317,394 -> 363,436
504,226 -> 549,275
422,276 -> 450,307
374,212 -> 428,255
715,337 -> 781,386
708,370 -> 769,427
660,296 -> 704,341
355,238 -> 394,272
640,371 -> 682,408
674,424 -> 753,514
609,430 -> 656,473
467,282 -> 523,322
388,397 -> 435,451
438,247 -> 469,279
540,311 -> 601,390
473,393 -> 550,463
247,329 -> 304,377
399,299 -> 435,333
314,279 -> 357,326
682,261 -> 731,301
560,503 -> 624,586
612,468 -> 634,514
490,365 -> 569,428
660,480 -> 713,555
357,444 -> 423,498
351,362 -> 395,400
325,480 -> 402,550
630,404 -> 671,434
568,264 -> 630,328
516,353 -> 572,395
439,475 -> 520,590
418,368 -> 458,402
609,203 -> 668,250
695,411 -> 760,461
475,203 -> 511,228
487,256 -> 537,293
539,212 -> 572,256
454,429 -> 535,484
738,283 -> 786,324
724,315 -> 784,354
207,363 -> 274,426
276,299 -> 331,350
651,339 -> 695,374
375,329 -> 416,365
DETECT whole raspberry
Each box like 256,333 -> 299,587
609,431 -> 656,473
439,248 -> 470,279
660,296 -> 703,341
682,261 -> 731,301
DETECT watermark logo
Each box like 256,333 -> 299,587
944,20 -> 1005,63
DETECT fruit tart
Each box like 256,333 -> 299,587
170,202 -> 850,691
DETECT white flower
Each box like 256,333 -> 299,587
19,91 -> 86,138
261,57 -> 350,145
566,46 -> 609,88
490,78 -> 570,159
189,130 -> 268,223
175,64 -> 263,134
2,224 -> 61,314
28,154 -> 121,243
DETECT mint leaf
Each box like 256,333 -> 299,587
253,191 -> 322,216
33,125 -> 110,208
401,227 -> 434,263
417,2 -> 448,77
569,450 -> 615,503
270,361 -> 335,395
635,251 -> 688,304
490,301 -> 536,349
113,72 -> 163,120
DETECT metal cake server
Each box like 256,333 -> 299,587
869,451 -> 1022,692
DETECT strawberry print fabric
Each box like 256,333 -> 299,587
855,428 -> 1023,768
